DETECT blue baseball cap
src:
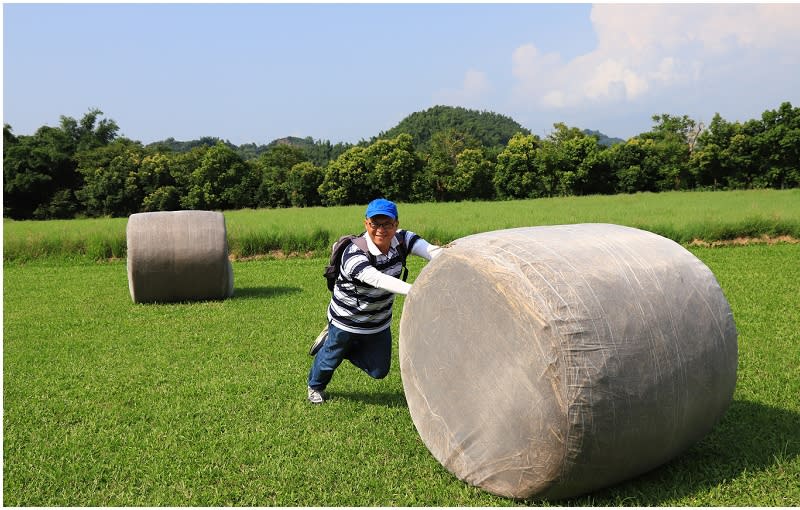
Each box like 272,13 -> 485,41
365,198 -> 398,220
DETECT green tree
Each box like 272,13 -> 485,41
4,123 -> 17,145
318,146 -> 374,206
691,114 -> 773,190
168,147 -> 207,207
142,185 -> 181,212
754,102 -> 800,189
493,133 -> 540,199
76,138 -> 145,217
286,161 -> 325,207
423,129 -> 482,201
319,135 -> 420,206
639,114 -> 699,190
3,125 -> 80,219
139,152 -> 181,211
3,110 -> 120,219
303,139 -> 353,167
690,113 -> 736,189
181,142 -> 255,210
253,145 -> 307,208
59,108 -> 119,152
606,138 -> 662,193
537,123 -> 581,196
367,134 -> 421,202
537,124 -> 613,196
451,148 -> 495,200
575,144 -> 616,196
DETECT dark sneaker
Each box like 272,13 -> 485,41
307,386 -> 327,404
309,325 -> 328,356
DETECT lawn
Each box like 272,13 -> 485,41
4,189 -> 800,261
3,242 -> 799,505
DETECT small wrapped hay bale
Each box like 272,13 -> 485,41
399,224 -> 737,500
126,210 -> 234,303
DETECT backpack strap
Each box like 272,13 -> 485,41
406,234 -> 420,255
354,232 -> 409,282
350,235 -> 373,265
395,231 -> 409,282
325,232 -> 370,292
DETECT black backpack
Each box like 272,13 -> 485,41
324,232 -> 409,292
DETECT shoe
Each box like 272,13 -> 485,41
307,386 -> 327,404
309,325 -> 328,356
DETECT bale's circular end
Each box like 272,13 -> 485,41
126,210 -> 234,304
399,224 -> 737,500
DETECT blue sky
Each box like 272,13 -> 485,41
4,3 -> 800,145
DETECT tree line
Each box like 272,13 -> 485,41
3,103 -> 798,220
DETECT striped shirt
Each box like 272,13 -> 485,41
328,230 -> 421,334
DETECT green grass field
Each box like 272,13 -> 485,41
3,191 -> 800,505
4,189 -> 800,261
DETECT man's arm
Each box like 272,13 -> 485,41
409,237 -> 443,261
356,265 -> 413,295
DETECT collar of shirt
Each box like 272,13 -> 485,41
364,231 -> 400,257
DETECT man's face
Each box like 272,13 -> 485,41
364,214 -> 398,253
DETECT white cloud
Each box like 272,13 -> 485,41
584,58 -> 648,100
511,4 -> 800,111
435,68 -> 491,107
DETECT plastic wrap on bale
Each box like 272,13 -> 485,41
126,210 -> 234,304
399,224 -> 737,500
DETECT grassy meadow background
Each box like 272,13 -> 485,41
4,189 -> 800,262
3,189 -> 800,505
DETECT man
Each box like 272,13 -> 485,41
307,198 -> 442,404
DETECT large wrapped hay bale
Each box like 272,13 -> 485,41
126,210 -> 234,303
399,224 -> 737,500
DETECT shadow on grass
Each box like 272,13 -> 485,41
331,390 -> 408,408
233,286 -> 302,300
559,399 -> 800,506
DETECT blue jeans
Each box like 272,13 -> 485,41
307,322 -> 392,391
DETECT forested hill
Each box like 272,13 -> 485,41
582,129 -> 624,147
145,122 -> 623,165
148,136 -> 236,153
376,105 -> 531,150
147,135 -> 354,167
144,105 -> 541,164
